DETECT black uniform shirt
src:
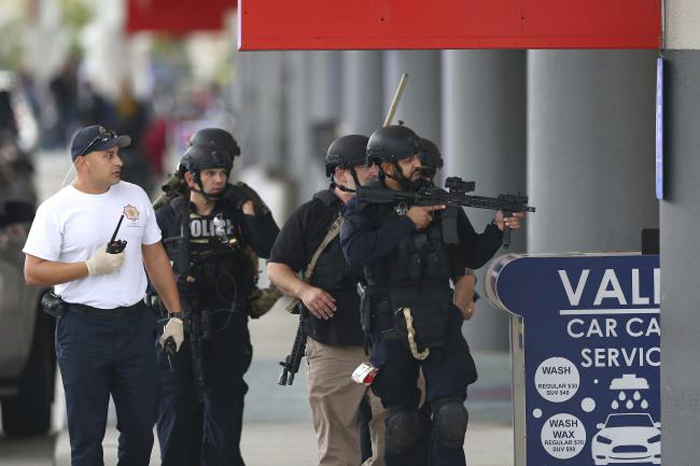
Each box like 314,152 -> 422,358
269,189 -> 364,346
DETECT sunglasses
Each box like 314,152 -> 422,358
77,129 -> 117,158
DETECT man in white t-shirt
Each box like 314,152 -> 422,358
23,125 -> 184,466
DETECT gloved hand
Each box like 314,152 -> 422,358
159,317 -> 185,352
85,243 -> 125,276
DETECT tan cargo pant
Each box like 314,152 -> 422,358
306,337 -> 386,466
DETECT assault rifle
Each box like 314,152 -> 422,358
278,309 -> 307,386
153,283 -> 206,401
157,277 -> 208,401
355,177 -> 536,248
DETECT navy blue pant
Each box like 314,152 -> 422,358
359,395 -> 374,462
156,313 -> 252,466
369,305 -> 476,466
56,304 -> 158,466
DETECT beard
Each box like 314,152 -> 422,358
395,168 -> 426,192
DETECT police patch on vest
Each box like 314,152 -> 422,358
395,201 -> 409,216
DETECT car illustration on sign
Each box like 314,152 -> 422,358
591,413 -> 661,465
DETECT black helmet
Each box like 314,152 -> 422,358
324,134 -> 369,177
418,138 -> 443,171
189,128 -> 241,159
179,144 -> 233,176
366,123 -> 422,166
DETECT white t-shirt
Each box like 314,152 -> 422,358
23,181 -> 162,309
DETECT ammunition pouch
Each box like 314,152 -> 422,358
389,287 -> 450,350
309,238 -> 363,292
41,291 -> 66,318
359,286 -> 372,334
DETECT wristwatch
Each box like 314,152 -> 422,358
169,311 -> 184,319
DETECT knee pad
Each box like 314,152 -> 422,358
432,397 -> 469,449
385,407 -> 421,454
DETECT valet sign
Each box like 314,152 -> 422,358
487,254 -> 661,466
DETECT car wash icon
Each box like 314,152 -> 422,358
609,374 -> 650,411
591,374 -> 661,465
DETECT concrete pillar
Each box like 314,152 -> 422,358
383,51 -> 441,144
284,52 -> 327,204
661,1 -> 700,461
340,51 -> 384,136
660,50 -> 700,465
442,50 -> 527,351
309,51 -> 342,123
308,52 -> 342,165
232,51 -> 284,168
527,50 -> 658,254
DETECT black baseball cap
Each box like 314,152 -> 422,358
70,125 -> 131,161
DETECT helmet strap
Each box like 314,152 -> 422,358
385,160 -> 422,191
349,167 -> 362,188
330,165 -> 363,194
190,170 -> 229,201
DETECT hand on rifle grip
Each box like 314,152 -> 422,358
503,210 -> 512,248
496,211 -> 525,248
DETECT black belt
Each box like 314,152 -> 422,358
65,301 -> 143,318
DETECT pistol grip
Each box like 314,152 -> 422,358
502,210 -> 513,248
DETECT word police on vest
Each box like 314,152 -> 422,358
190,215 -> 237,239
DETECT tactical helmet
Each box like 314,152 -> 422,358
189,128 -> 241,159
366,123 -> 422,166
179,144 -> 233,176
418,138 -> 443,170
324,134 -> 369,177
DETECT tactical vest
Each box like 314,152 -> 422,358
308,191 -> 364,291
365,219 -> 451,288
301,190 -> 365,346
167,193 -> 256,309
309,236 -> 364,291
363,200 -> 454,350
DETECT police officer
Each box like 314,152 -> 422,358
155,128 -> 279,466
267,134 -> 386,466
23,125 -> 183,466
417,138 -> 477,320
341,124 -> 523,466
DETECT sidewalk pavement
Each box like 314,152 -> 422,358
55,422 -> 513,466
54,298 -> 516,465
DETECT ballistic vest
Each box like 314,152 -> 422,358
361,186 -> 455,350
308,190 -> 364,292
167,192 -> 256,310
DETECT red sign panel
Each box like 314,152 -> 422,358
126,0 -> 235,35
238,0 -> 661,50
